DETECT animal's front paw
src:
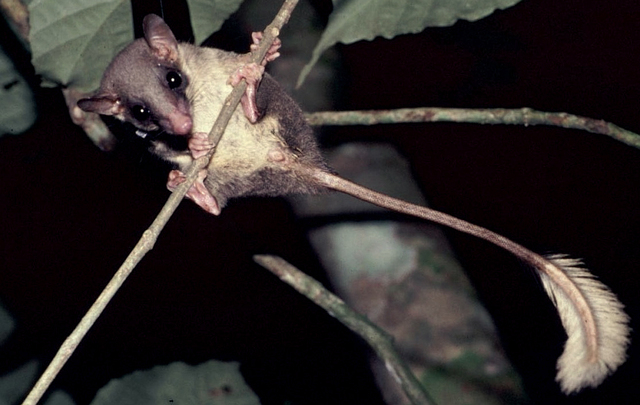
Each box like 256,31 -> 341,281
167,169 -> 220,215
188,132 -> 213,159
250,31 -> 281,65
228,63 -> 265,123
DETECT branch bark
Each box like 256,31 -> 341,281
0,0 -> 29,43
306,107 -> 640,150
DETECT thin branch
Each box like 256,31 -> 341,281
306,107 -> 640,150
253,255 -> 435,405
0,0 -> 29,43
20,2 -> 299,404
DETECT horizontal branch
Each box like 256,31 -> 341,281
306,107 -> 640,150
253,255 -> 434,405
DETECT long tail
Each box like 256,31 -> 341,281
310,168 -> 630,394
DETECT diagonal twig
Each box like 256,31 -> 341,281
254,254 -> 435,405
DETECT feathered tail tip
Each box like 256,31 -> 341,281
539,254 -> 630,394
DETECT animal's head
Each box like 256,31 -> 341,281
78,15 -> 192,136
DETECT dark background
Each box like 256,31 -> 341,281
1,0 -> 639,404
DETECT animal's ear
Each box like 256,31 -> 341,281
77,95 -> 124,116
143,14 -> 179,62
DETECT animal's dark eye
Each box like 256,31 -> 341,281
131,105 -> 151,122
166,71 -> 182,89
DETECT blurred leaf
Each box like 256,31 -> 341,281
0,49 -> 36,136
298,0 -> 522,86
0,361 -> 38,405
90,360 -> 260,405
186,0 -> 244,45
29,0 -> 133,91
43,391 -> 76,405
0,302 -> 15,347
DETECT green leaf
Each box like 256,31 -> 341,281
186,0 -> 244,45
0,49 -> 36,136
298,0 -> 522,86
43,391 -> 76,405
0,302 -> 14,346
90,360 -> 260,405
0,361 -> 38,405
29,0 -> 133,92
